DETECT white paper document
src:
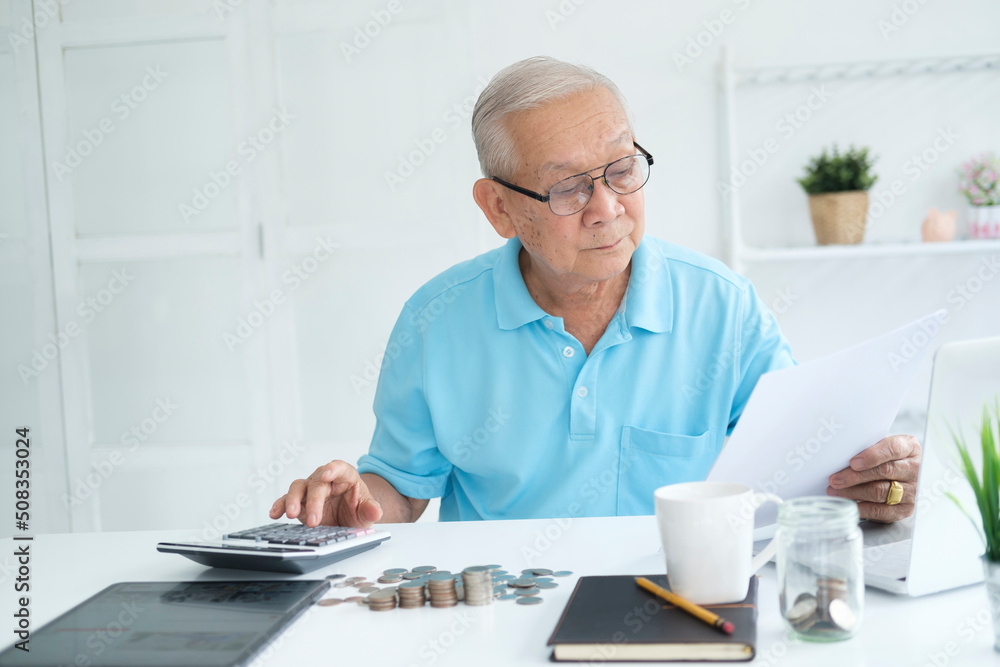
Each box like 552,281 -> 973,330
706,310 -> 946,527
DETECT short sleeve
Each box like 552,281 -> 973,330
727,283 -> 796,434
356,303 -> 453,499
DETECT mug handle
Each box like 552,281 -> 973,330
749,492 -> 783,574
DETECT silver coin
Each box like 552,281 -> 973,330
345,576 -> 365,584
535,581 -> 558,589
786,596 -> 817,624
399,581 -> 426,589
464,565 -> 493,574
552,571 -> 573,577
520,569 -> 536,575
828,599 -> 857,631
492,570 -> 508,576
351,581 -> 372,588
531,568 -> 553,576
383,568 -> 407,575
325,574 -> 346,580
515,588 -> 540,596
402,572 -> 425,580
316,598 -> 343,607
493,574 -> 514,582
377,575 -> 403,584
493,584 -> 508,594
793,592 -> 816,607
509,578 -> 537,588
534,577 -> 554,583
516,596 -> 543,605
429,572 -> 455,581
498,593 -> 517,601
358,586 -> 379,594
411,565 -> 437,574
484,564 -> 503,571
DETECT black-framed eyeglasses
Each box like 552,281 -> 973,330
492,142 -> 654,216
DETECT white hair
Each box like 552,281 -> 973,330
471,56 -> 635,180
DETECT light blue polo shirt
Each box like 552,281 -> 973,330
357,236 -> 795,520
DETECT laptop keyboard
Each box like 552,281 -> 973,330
223,523 -> 376,547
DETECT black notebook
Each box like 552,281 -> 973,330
547,574 -> 757,662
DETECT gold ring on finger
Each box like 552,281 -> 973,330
884,480 -> 903,506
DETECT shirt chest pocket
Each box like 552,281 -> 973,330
617,426 -> 717,516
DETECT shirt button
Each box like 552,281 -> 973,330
576,386 -> 588,398
544,320 -> 555,330
562,346 -> 574,358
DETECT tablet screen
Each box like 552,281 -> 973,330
0,580 -> 329,666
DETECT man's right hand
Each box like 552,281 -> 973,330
269,460 -> 383,528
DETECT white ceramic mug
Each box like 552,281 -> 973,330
654,481 -> 782,604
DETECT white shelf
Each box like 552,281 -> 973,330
720,48 -> 1000,272
739,238 -> 1000,262
734,53 -> 1000,86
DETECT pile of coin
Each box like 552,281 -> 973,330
784,576 -> 857,636
462,566 -> 495,606
397,581 -> 426,609
427,573 -> 458,607
367,588 -> 397,612
317,566 -> 574,611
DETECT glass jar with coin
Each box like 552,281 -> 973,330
776,496 -> 863,641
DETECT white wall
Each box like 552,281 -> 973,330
0,0 -> 998,535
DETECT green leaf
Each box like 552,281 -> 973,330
947,398 -> 1000,562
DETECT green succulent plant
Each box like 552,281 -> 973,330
797,144 -> 878,194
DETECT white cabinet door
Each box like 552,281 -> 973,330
34,3 -> 282,534
0,0 -> 69,541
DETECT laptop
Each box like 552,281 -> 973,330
862,336 -> 998,595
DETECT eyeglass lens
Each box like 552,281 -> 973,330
548,154 -> 651,215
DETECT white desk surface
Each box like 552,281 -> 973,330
1,515 -> 997,666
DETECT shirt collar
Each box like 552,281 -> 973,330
493,238 -> 549,330
492,236 -> 674,334
621,238 -> 673,333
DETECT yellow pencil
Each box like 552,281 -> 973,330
635,577 -> 734,635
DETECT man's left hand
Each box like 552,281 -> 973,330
827,434 -> 921,523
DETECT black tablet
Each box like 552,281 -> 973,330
0,580 -> 329,666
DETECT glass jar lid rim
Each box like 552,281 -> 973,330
778,496 -> 859,525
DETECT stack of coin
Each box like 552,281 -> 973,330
427,573 -> 458,608
815,577 -> 848,623
462,566 -> 494,606
377,570 -> 404,585
367,588 -> 398,612
397,581 -> 427,609
508,577 -> 539,591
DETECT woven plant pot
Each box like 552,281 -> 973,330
807,191 -> 869,245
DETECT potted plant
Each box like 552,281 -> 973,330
797,145 -> 878,245
948,399 -> 1000,651
957,152 -> 1000,239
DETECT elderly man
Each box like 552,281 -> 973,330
271,57 -> 920,528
